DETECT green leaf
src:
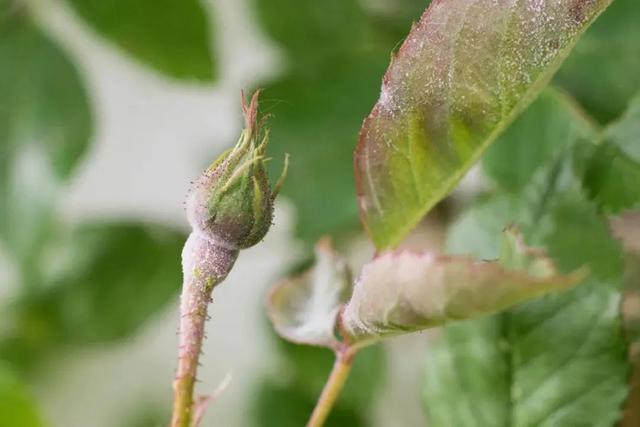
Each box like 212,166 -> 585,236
446,195 -> 523,258
605,93 -> 640,161
582,143 -> 640,214
580,93 -> 640,213
67,0 -> 215,80
0,363 -> 45,427
556,0 -> 640,123
268,239 -> 352,348
423,317 -> 510,426
483,88 -> 597,192
0,17 -> 92,265
424,190 -> 629,427
538,190 -> 624,283
1,222 -> 184,368
341,228 -> 583,347
355,0 -> 613,249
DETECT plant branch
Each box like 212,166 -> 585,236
306,347 -> 356,427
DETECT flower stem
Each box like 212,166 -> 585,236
306,348 -> 356,427
170,233 -> 238,427
171,290 -> 209,427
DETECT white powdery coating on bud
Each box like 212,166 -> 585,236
183,148 -> 275,250
184,169 -> 232,246
181,231 -> 239,284
185,178 -> 210,236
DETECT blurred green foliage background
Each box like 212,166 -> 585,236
1,0 -> 639,426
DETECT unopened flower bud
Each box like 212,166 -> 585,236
173,91 -> 288,427
186,91 -> 288,250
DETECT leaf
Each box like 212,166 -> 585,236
605,93 -> 640,161
0,16 -> 92,265
422,317 -> 510,426
582,143 -> 640,214
539,190 -> 624,283
260,298 -> 385,427
355,0 -> 613,249
483,88 -> 597,192
268,239 -> 352,348
581,93 -> 640,213
1,222 -> 184,368
266,240 -> 385,417
424,188 -> 629,427
341,227 -> 583,347
67,0 -> 215,80
446,195 -> 524,259
556,0 -> 640,123
0,363 -> 45,427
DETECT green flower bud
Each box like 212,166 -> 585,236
186,91 -> 288,250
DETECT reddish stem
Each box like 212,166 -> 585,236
170,233 -> 238,427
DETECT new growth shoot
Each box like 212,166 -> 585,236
171,91 -> 288,427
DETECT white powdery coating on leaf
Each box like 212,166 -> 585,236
356,0 -> 613,247
341,230 -> 583,346
268,242 -> 351,348
294,253 -> 345,337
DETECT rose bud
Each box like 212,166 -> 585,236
186,90 -> 288,250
